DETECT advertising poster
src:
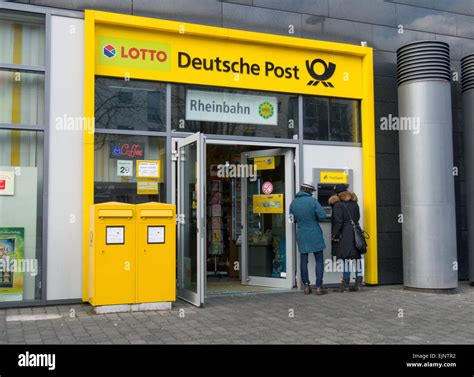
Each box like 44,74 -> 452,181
137,179 -> 159,195
136,160 -> 160,178
0,171 -> 15,196
252,194 -> 284,214
0,228 -> 25,301
117,160 -> 133,177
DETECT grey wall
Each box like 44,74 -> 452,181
14,0 -> 473,283
47,15 -> 84,300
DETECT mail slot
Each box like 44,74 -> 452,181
140,209 -> 174,218
98,209 -> 133,218
136,202 -> 176,303
89,202 -> 136,306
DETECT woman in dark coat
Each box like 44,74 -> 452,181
329,184 -> 363,292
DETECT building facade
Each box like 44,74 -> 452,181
0,0 -> 471,308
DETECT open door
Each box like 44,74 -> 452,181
177,133 -> 206,307
241,148 -> 295,289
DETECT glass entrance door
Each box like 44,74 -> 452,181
177,133 -> 206,307
241,148 -> 295,289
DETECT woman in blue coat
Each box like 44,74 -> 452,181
289,182 -> 327,295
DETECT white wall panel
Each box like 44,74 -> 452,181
47,15 -> 84,300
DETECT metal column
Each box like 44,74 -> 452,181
461,54 -> 474,285
396,41 -> 458,290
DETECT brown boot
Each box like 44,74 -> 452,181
315,288 -> 327,295
340,278 -> 350,292
304,283 -> 312,295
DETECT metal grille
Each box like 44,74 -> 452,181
397,41 -> 451,86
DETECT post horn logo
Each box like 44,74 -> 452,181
305,58 -> 336,87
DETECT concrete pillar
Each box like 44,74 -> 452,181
397,41 -> 458,290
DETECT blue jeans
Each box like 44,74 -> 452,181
300,251 -> 324,288
342,259 -> 363,281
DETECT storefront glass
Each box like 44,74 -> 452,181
0,10 -> 45,305
95,77 -> 166,131
94,134 -> 167,204
303,96 -> 361,143
171,84 -> 299,139
179,141 -> 198,294
0,130 -> 44,303
245,154 -> 287,279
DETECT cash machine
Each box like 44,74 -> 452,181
313,168 -> 353,220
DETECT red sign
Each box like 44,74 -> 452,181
262,181 -> 273,195
121,46 -> 167,62
0,180 -> 5,190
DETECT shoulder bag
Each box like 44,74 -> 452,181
342,202 -> 369,254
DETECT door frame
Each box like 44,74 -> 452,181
172,136 -> 300,298
176,132 -> 206,307
241,148 -> 295,289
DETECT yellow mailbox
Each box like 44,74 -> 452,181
136,202 -> 176,303
89,202 -> 136,306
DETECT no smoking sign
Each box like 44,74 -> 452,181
262,181 -> 273,195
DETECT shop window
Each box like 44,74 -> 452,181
95,77 -> 166,131
0,70 -> 45,126
303,96 -> 361,143
94,134 -> 166,204
0,11 -> 45,128
171,84 -> 299,139
0,130 -> 44,303
0,11 -> 45,66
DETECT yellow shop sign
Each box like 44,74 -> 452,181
94,13 -> 367,98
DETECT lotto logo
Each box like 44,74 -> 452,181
0,180 -> 5,190
103,44 -> 116,58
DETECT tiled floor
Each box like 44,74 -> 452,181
0,283 -> 473,344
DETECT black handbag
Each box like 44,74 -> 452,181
342,202 -> 369,254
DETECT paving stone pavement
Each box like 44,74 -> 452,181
0,283 -> 473,344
